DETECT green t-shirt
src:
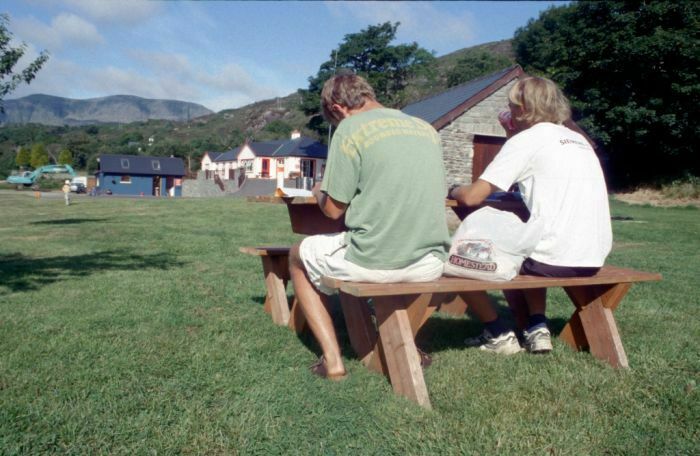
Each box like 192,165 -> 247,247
321,108 -> 450,269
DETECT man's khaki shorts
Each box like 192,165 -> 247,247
299,232 -> 444,295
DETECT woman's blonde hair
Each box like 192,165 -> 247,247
321,73 -> 376,125
508,76 -> 571,127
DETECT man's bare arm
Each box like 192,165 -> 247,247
449,179 -> 498,206
313,183 -> 347,220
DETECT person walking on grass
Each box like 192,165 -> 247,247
62,180 -> 71,206
289,73 -> 451,379
449,76 -> 612,355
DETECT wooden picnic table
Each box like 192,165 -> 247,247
249,192 -> 529,233
245,192 -> 529,339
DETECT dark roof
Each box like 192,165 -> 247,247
214,146 -> 242,162
204,151 -> 222,161
269,137 -> 327,159
213,136 -> 327,161
402,65 -> 524,130
98,154 -> 185,176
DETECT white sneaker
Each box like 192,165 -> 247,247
524,326 -> 553,354
464,330 -> 524,355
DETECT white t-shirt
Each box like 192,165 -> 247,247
480,122 -> 612,267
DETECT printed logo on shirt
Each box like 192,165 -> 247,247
559,138 -> 588,147
339,117 -> 439,157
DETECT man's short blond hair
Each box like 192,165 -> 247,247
508,76 -> 571,126
321,73 -> 377,125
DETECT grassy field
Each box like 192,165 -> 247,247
0,192 -> 697,454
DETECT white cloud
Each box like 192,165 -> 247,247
62,0 -> 162,24
12,13 -> 104,50
325,1 -> 477,53
120,51 -> 280,110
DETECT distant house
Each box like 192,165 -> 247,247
402,65 -> 595,186
96,154 -> 185,197
201,130 -> 327,182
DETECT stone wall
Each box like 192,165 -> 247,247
440,80 -> 517,185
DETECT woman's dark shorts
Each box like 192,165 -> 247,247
520,258 -> 600,278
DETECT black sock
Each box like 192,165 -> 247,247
527,314 -> 547,331
485,318 -> 509,337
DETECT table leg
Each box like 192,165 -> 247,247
561,284 -> 631,368
437,293 -> 469,316
373,294 -> 432,409
261,255 -> 291,326
339,294 -> 379,370
287,295 -> 306,333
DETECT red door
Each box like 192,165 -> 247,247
472,135 -> 506,182
261,159 -> 270,178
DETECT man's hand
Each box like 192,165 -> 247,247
313,182 -> 347,220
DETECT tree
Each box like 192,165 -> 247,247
57,148 -> 72,166
446,50 -> 513,87
29,143 -> 49,168
300,22 -> 435,138
513,1 -> 700,187
15,146 -> 30,168
263,119 -> 293,139
0,14 -> 49,111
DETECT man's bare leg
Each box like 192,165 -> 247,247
289,243 -> 346,378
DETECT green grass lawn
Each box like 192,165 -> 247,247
0,193 -> 698,454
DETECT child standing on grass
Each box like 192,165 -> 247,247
62,180 -> 71,206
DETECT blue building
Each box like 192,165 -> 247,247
96,154 -> 185,197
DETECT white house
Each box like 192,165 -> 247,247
201,130 -> 328,182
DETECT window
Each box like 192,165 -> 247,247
300,159 -> 315,178
152,160 -> 161,171
120,175 -> 131,184
241,159 -> 253,171
277,158 -> 284,165
121,158 -> 130,169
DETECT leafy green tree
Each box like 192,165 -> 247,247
29,143 -> 49,168
446,50 -> 513,87
263,119 -> 293,138
57,148 -> 72,166
0,14 -> 49,111
15,146 -> 30,168
300,22 -> 435,138
513,1 -> 700,187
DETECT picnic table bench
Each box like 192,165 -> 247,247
322,266 -> 661,409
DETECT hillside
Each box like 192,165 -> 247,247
0,94 -> 213,126
0,40 -> 514,178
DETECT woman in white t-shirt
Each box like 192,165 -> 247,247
450,76 -> 612,355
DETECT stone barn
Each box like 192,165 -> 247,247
403,65 -> 596,187
402,65 -> 524,186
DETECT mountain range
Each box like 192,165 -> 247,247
0,94 -> 213,126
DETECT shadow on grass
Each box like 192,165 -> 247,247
289,292 -> 571,363
0,250 -> 185,294
30,218 -> 111,225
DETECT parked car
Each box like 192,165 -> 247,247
70,182 -> 86,193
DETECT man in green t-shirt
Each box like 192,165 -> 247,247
289,74 -> 450,380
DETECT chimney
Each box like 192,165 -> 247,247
290,129 -> 301,140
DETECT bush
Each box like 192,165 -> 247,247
661,174 -> 700,199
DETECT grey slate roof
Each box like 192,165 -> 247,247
402,66 -> 521,127
214,147 -> 241,162
212,136 -> 327,162
98,154 -> 185,176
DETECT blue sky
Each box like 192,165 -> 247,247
4,1 -> 567,112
